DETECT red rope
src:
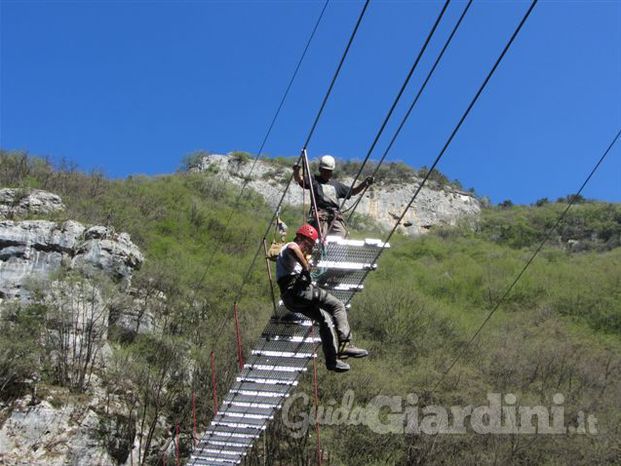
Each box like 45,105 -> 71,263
175,423 -> 180,466
311,327 -> 322,465
210,351 -> 219,415
233,302 -> 244,370
192,391 -> 197,446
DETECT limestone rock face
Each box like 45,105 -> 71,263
0,188 -> 144,300
0,190 -> 148,465
0,396 -> 116,465
0,189 -> 149,337
109,288 -> 165,339
73,227 -> 144,281
0,220 -> 144,299
192,154 -> 481,235
0,188 -> 65,218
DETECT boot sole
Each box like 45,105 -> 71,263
327,367 -> 350,373
339,352 -> 369,359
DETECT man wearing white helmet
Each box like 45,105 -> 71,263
293,155 -> 373,237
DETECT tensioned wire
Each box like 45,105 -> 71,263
208,0 -> 370,422
429,126 -> 621,393
209,0 -> 371,340
192,0 -> 330,293
353,0 -> 540,298
303,0 -> 371,151
331,0 -> 610,402
201,2 -> 620,461
336,0 -> 451,218
344,0 -> 474,221
194,1 -> 372,460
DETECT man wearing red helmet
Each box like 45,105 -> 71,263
276,224 -> 368,372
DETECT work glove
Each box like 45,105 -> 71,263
365,176 -> 375,187
301,269 -> 312,282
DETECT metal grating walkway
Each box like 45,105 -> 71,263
190,236 -> 389,465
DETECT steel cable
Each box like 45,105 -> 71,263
196,1 -> 372,458
429,126 -> 621,393
336,0 -> 451,218
381,0 -> 538,251
346,0 -> 539,308
303,0 -> 370,150
211,0 -> 372,340
192,0 -> 330,292
344,0 -> 473,221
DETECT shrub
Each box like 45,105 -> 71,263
179,151 -> 211,171
0,303 -> 46,400
479,202 -> 621,251
33,273 -> 119,392
229,151 -> 252,164
418,165 -> 450,186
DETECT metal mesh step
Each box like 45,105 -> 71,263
230,381 -> 293,396
192,456 -> 240,465
250,349 -> 314,359
195,444 -> 248,456
261,322 -> 316,340
239,368 -> 300,383
254,338 -> 316,354
315,268 -> 369,287
222,402 -> 278,417
200,424 -> 262,438
213,413 -> 270,427
244,354 -> 313,371
313,236 -> 389,265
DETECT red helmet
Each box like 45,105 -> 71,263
296,224 -> 318,242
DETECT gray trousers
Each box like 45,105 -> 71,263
310,210 -> 348,238
281,283 -> 351,366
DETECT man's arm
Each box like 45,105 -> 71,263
292,164 -> 311,189
287,242 -> 311,272
351,176 -> 374,196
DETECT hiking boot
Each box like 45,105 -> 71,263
339,342 -> 369,359
326,359 -> 351,372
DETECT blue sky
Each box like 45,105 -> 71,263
1,0 -> 619,204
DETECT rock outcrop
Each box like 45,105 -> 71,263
192,154 -> 480,235
0,219 -> 143,300
0,188 -> 65,218
0,396 -> 114,465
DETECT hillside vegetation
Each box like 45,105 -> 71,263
1,151 -> 620,465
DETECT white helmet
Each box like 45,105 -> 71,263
319,155 -> 336,171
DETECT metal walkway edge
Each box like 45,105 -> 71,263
190,236 -> 389,465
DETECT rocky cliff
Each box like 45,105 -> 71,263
192,154 -> 481,235
0,219 -> 143,301
0,188 -> 65,219
0,189 -> 147,465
